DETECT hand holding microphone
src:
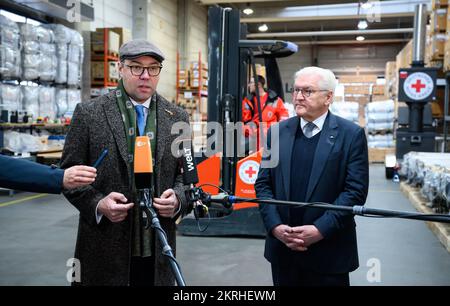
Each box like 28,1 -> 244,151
153,188 -> 180,218
97,192 -> 134,223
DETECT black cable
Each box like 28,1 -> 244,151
198,183 -> 228,194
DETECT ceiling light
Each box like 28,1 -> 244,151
243,7 -> 253,15
356,36 -> 365,41
258,24 -> 268,32
361,1 -> 373,10
357,20 -> 368,30
243,3 -> 253,16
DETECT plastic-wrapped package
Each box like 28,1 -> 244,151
55,60 -> 68,84
366,100 -> 395,112
366,122 -> 394,132
0,16 -> 20,48
36,26 -> 54,43
39,43 -> 57,81
22,53 -> 40,80
56,43 -> 68,59
39,55 -> 57,82
23,53 -> 40,69
21,85 -> 39,119
367,134 -> 394,148
46,24 -> 72,44
67,89 -> 81,113
0,16 -> 21,79
0,83 -> 21,112
22,40 -> 40,53
67,29 -> 83,86
19,23 -> 40,41
40,42 -> 56,54
67,62 -> 80,85
20,23 -> 41,81
3,130 -> 43,153
68,44 -> 82,63
55,88 -> 68,117
330,101 -> 359,124
366,112 -> 395,124
365,99 -> 395,134
39,86 -> 56,120
0,45 -> 21,78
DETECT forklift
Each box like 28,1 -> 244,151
177,6 -> 298,236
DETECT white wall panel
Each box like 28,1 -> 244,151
150,0 -> 178,102
91,0 -> 133,31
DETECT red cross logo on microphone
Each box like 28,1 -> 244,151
411,79 -> 426,93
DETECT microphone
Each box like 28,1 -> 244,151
134,136 -> 154,229
179,138 -> 199,185
177,138 -> 233,218
209,193 -> 234,209
134,136 -> 153,190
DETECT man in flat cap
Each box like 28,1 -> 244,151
61,39 -> 191,286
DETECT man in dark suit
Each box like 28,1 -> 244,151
60,40 -> 191,286
0,154 -> 96,193
255,66 -> 369,286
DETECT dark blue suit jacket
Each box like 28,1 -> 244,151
0,154 -> 64,194
255,112 -> 369,274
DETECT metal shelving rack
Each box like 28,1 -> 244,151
442,73 -> 450,152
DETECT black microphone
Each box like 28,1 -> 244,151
178,138 -> 212,218
179,138 -> 199,185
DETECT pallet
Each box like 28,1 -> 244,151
400,182 -> 450,253
91,50 -> 119,58
368,147 -> 395,163
91,78 -> 118,86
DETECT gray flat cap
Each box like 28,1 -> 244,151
119,39 -> 165,63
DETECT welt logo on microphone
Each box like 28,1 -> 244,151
182,148 -> 195,172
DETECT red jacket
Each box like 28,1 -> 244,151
242,91 -> 289,141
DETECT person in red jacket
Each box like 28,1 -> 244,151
242,75 -> 289,150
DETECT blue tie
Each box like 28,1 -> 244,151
135,104 -> 146,136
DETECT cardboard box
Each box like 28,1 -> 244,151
91,61 -> 118,80
371,85 -> 385,95
369,147 -> 396,163
345,85 -> 370,95
431,33 -> 447,60
432,0 -> 448,10
339,75 -> 377,84
109,27 -> 132,47
431,9 -> 448,33
91,29 -> 120,54
396,40 -> 413,70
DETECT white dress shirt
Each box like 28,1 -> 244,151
300,111 -> 328,138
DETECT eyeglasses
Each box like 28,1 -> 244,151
292,87 -> 329,98
124,64 -> 163,77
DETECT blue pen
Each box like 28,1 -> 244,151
93,149 -> 108,168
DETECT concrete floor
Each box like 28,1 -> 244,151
0,164 -> 449,286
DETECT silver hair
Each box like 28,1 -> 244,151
294,66 -> 337,93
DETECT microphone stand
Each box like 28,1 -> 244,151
139,189 -> 186,286
207,194 -> 450,224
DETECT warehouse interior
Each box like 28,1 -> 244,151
1,0 -> 450,286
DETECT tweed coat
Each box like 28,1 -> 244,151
60,90 -> 191,286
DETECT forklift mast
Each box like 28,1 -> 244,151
207,5 -> 297,194
177,6 -> 297,236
